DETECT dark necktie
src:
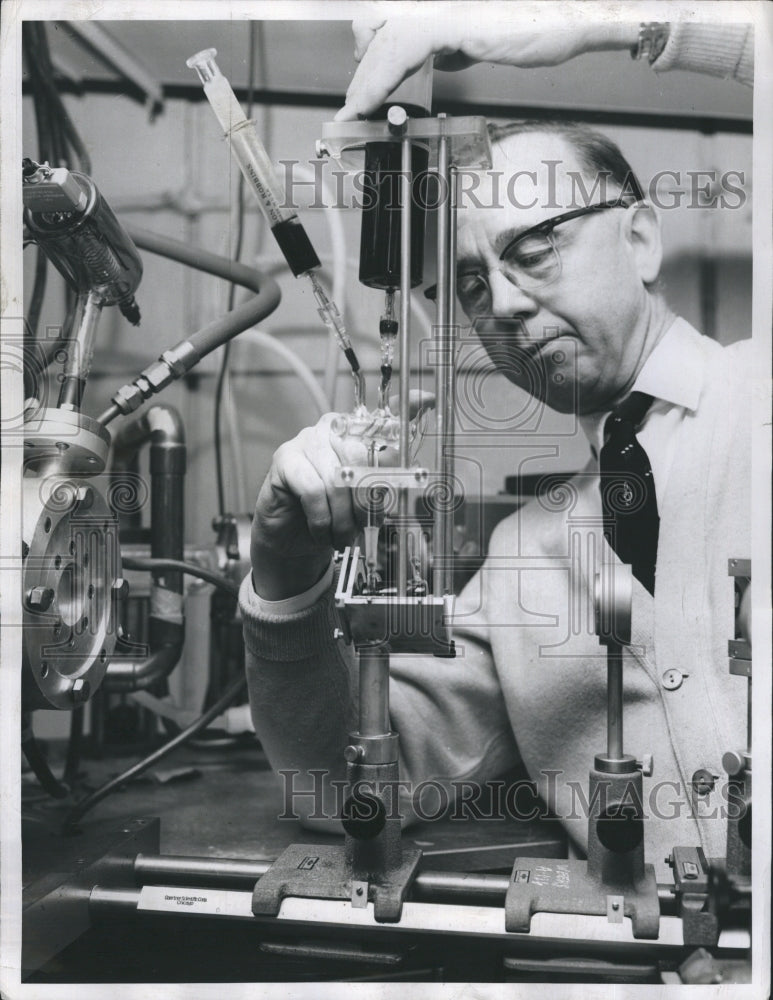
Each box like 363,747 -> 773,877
600,392 -> 660,595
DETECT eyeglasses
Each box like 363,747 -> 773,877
425,196 -> 638,317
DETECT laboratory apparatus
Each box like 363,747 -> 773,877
17,34 -> 753,989
187,47 -> 365,408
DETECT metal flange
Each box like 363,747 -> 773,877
24,408 -> 110,474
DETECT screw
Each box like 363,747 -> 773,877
26,586 -> 55,612
637,754 -> 654,777
611,901 -> 620,911
344,744 -> 363,763
356,886 -> 364,896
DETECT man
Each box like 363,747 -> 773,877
240,120 -> 751,878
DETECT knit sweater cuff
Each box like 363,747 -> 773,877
240,572 -> 339,662
654,23 -> 754,86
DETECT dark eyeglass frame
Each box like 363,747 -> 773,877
423,194 -> 640,303
497,194 -> 638,264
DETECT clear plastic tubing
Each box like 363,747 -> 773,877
187,48 -> 364,405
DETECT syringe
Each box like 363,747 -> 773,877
187,47 -> 365,407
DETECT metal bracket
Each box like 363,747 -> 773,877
251,843 -> 422,923
317,115 -> 492,169
504,856 -> 660,940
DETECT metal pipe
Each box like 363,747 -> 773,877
127,854 -> 680,914
105,404 -> 186,692
57,289 -> 103,408
358,645 -> 390,736
397,134 -> 412,596
607,642 -> 623,759
433,118 -> 449,599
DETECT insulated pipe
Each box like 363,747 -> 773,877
124,225 -> 267,294
105,404 -> 186,692
98,228 -> 281,425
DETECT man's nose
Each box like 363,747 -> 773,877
489,269 -> 539,318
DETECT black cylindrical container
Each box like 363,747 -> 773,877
358,104 -> 429,290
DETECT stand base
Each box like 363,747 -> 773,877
251,843 -> 422,923
505,856 -> 660,940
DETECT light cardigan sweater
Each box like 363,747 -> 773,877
242,322 -> 753,879
654,22 -> 754,87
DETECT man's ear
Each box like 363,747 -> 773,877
624,203 -> 662,284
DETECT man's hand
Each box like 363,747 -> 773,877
335,10 -> 638,121
251,394 -> 434,601
251,413 -> 368,601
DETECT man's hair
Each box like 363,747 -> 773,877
488,120 -> 646,202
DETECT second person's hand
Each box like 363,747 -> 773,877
335,9 -> 638,121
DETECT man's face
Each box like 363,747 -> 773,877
456,133 -> 656,414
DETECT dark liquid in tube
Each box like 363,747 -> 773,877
358,102 -> 429,290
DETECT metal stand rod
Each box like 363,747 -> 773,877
747,677 -> 752,750
443,165 -> 458,595
433,118 -> 449,598
359,645 -> 391,736
607,641 -> 623,759
397,133 -> 412,597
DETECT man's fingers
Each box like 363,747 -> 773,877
352,13 -> 386,62
305,433 -> 362,546
336,26 -> 434,121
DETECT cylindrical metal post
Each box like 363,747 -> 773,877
397,134 -> 413,596
443,165 -> 458,595
747,677 -> 752,751
359,645 -> 391,736
433,118 -> 449,598
607,642 -> 623,759
58,289 -> 103,408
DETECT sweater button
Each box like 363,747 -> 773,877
661,668 -> 687,690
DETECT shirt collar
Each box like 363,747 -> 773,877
580,317 -> 707,454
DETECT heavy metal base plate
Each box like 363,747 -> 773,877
251,843 -> 422,923
505,856 -> 660,940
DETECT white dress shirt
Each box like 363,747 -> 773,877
579,317 -> 705,511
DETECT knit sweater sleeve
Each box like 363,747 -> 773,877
240,567 -> 520,828
653,22 -> 754,86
